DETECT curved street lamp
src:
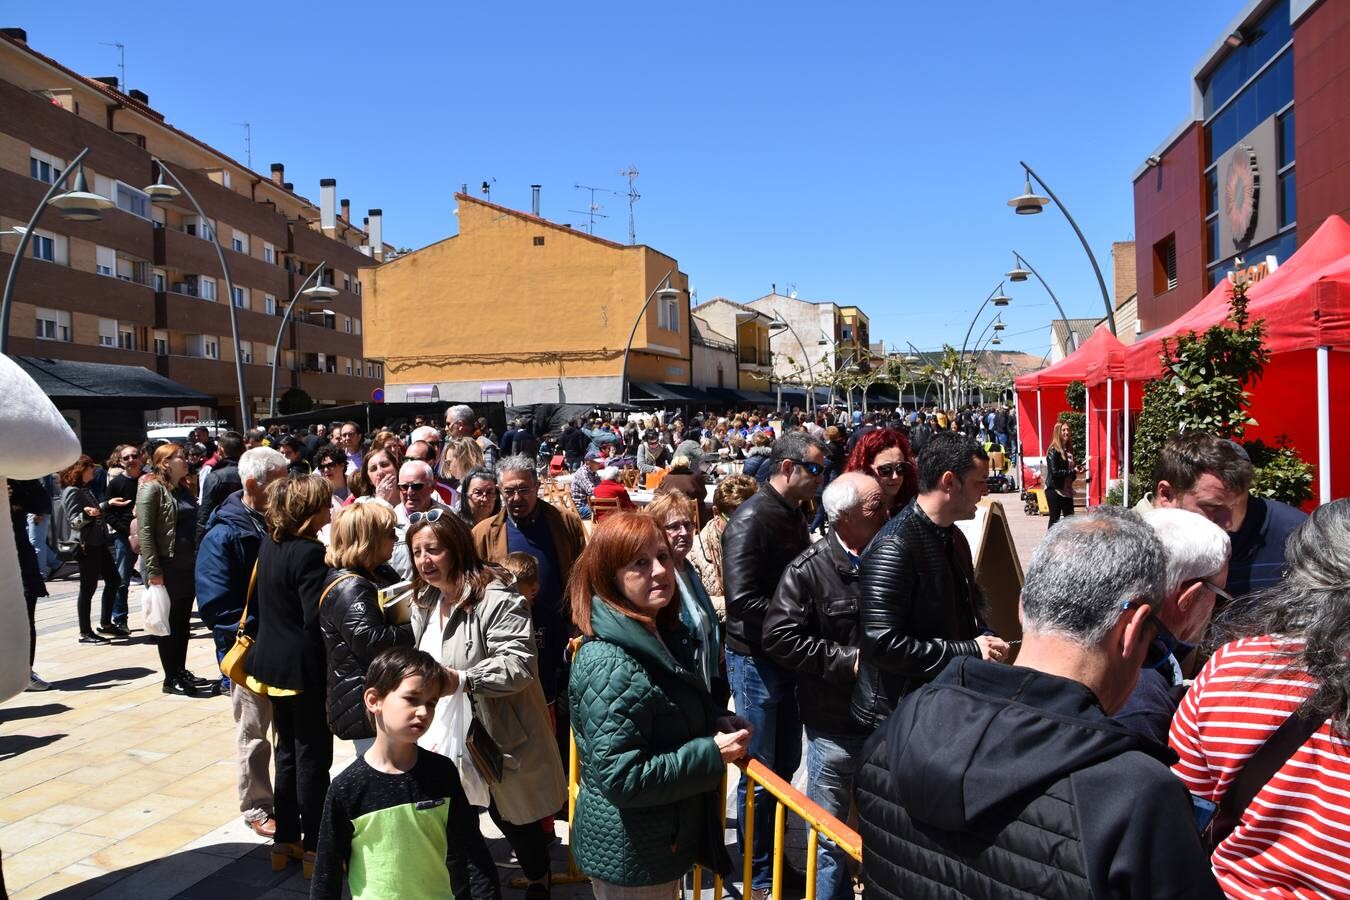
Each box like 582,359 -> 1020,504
1009,250 -> 1078,352
1,147 -> 114,353
767,313 -> 816,414
958,281 -> 1011,404
620,269 -> 681,404
1008,161 -> 1115,334
269,260 -> 338,417
145,158 -> 251,430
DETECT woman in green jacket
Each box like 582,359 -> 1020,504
567,512 -> 752,899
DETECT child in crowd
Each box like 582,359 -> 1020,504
311,646 -> 500,900
500,551 -> 539,605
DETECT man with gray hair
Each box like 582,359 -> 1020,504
763,472 -> 887,900
444,403 -> 476,438
388,459 -> 451,579
856,509 -> 1222,899
196,446 -> 290,838
1114,506 -> 1232,744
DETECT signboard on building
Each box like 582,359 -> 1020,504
1217,114 -> 1280,261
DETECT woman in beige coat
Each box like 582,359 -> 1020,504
408,510 -> 566,900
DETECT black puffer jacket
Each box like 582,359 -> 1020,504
851,500 -> 985,731
762,535 -> 867,736
857,658 -> 1223,899
720,483 -> 810,657
319,565 -> 412,740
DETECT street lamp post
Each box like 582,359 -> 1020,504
767,314 -> 815,414
1008,250 -> 1078,352
958,281 -> 1011,405
269,260 -> 338,417
620,268 -> 681,404
145,158 -> 251,430
2,148 -> 114,354
1008,161 -> 1115,335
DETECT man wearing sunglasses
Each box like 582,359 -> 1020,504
387,460 -> 452,579
721,430 -> 827,899
1113,507 -> 1232,745
104,444 -> 145,631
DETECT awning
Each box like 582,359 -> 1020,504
629,382 -> 716,404
16,356 -> 216,410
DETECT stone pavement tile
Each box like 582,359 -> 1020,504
12,860 -> 120,899
0,820 -> 67,855
68,781 -> 157,813
83,848 -> 241,900
0,779 -> 90,817
2,831 -> 118,894
34,802 -> 107,827
88,819 -> 198,872
78,792 -> 197,839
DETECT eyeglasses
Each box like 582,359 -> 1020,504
317,461 -> 342,472
426,440 -> 442,449
501,487 -> 535,498
399,482 -> 427,492
788,458 -> 825,476
873,463 -> 905,478
120,452 -> 140,461
1199,579 -> 1236,607
1121,600 -> 1177,647
468,489 -> 497,500
408,509 -> 446,525
663,520 -> 696,534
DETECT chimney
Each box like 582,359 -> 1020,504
368,209 -> 383,262
283,182 -> 293,191
270,163 -> 284,186
128,88 -> 149,105
94,76 -> 119,90
319,179 -> 337,231
1,27 -> 28,43
461,183 -> 468,195
531,185 -> 541,217
340,198 -> 350,224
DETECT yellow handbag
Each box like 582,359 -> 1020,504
219,562 -> 258,683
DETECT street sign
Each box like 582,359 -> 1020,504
371,388 -> 385,403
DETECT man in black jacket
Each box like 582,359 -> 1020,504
856,508 -> 1224,899
721,429 -> 825,899
852,431 -> 1007,731
763,472 -> 886,900
197,431 -> 244,546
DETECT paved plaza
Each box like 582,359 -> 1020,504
0,497 -> 1053,898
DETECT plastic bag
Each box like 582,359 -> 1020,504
142,584 -> 172,637
418,682 -> 488,807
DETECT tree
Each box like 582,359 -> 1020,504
278,387 -> 314,415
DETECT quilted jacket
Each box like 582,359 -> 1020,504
568,597 -> 730,886
851,499 -> 986,731
319,565 -> 411,740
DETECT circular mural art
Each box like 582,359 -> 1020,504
1224,143 -> 1260,246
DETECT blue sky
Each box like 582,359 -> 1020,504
13,0 -> 1239,357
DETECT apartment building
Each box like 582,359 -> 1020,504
0,28 -> 388,430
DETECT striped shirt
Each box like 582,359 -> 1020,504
1170,635 -> 1350,899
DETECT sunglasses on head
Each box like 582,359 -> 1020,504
408,509 -> 446,525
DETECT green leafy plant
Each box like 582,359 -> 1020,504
1065,380 -> 1086,413
1104,473 -> 1147,507
1244,437 -> 1315,506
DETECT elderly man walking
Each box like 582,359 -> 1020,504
856,508 -> 1223,899
196,446 -> 290,838
763,472 -> 887,900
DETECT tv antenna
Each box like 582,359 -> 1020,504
234,122 -> 252,168
571,183 -> 614,235
481,178 -> 496,200
99,41 -> 125,91
620,166 -> 639,244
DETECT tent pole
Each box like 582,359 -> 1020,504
1123,379 -> 1131,507
1084,389 -> 1091,508
1318,346 -> 1331,505
1036,390 -> 1043,458
1105,378 -> 1113,508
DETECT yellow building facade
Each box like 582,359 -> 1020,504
361,194 -> 691,404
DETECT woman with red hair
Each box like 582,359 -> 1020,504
567,512 -> 751,898
845,428 -> 916,517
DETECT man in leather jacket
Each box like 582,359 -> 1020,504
763,472 -> 887,900
852,431 -> 1008,732
721,429 -> 826,899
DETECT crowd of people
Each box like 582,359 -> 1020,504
8,398 -> 1345,900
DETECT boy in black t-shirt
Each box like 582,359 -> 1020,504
311,647 -> 500,900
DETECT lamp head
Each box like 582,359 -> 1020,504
1007,175 -> 1049,215
143,161 -> 182,203
49,165 -> 115,221
301,283 -> 339,301
1006,255 -> 1031,282
992,287 -> 1012,307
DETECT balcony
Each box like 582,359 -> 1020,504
738,347 -> 773,369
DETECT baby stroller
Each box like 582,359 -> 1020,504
984,443 -> 1013,494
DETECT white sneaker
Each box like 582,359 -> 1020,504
27,672 -> 52,692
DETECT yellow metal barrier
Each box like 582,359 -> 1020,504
533,730 -> 862,900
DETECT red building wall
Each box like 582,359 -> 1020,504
1294,0 -> 1350,243
1133,123 -> 1207,333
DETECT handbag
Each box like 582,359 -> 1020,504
219,562 -> 259,683
464,714 -> 504,784
55,538 -> 82,562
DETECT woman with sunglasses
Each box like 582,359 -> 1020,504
408,512 -> 564,900
845,428 -> 917,519
60,454 -> 127,644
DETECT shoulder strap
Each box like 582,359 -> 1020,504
1210,703 -> 1328,844
236,561 -> 259,630
317,572 -> 360,611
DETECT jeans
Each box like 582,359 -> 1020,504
77,543 -> 120,633
575,500 -> 593,520
726,648 -> 802,890
110,533 -> 134,626
231,681 -> 274,822
26,514 -> 57,578
805,728 -> 867,900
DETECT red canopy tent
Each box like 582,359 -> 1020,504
1014,326 -> 1125,469
1086,215 -> 1350,504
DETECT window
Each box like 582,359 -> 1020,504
1204,49 -> 1293,166
35,308 -> 70,341
29,149 -> 63,184
232,285 -> 248,309
264,294 -> 277,316
98,318 -> 117,347
345,359 -> 353,375
344,316 -> 352,334
31,232 -> 56,262
1279,171 -> 1297,229
343,275 -> 350,291
660,295 -> 679,333
1199,0 -> 1293,117
153,269 -> 166,292
199,276 -> 217,301
153,329 -> 168,356
231,230 -> 249,254
353,280 -> 361,296
185,216 -> 215,240
239,341 -> 253,364
533,236 -> 545,246
1278,110 -> 1295,168
115,183 -> 150,219
265,345 -> 276,365
263,242 -> 275,264
1154,234 -> 1178,294
354,318 -> 361,335
96,245 -> 116,276
204,336 -> 219,359
118,325 -> 136,351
